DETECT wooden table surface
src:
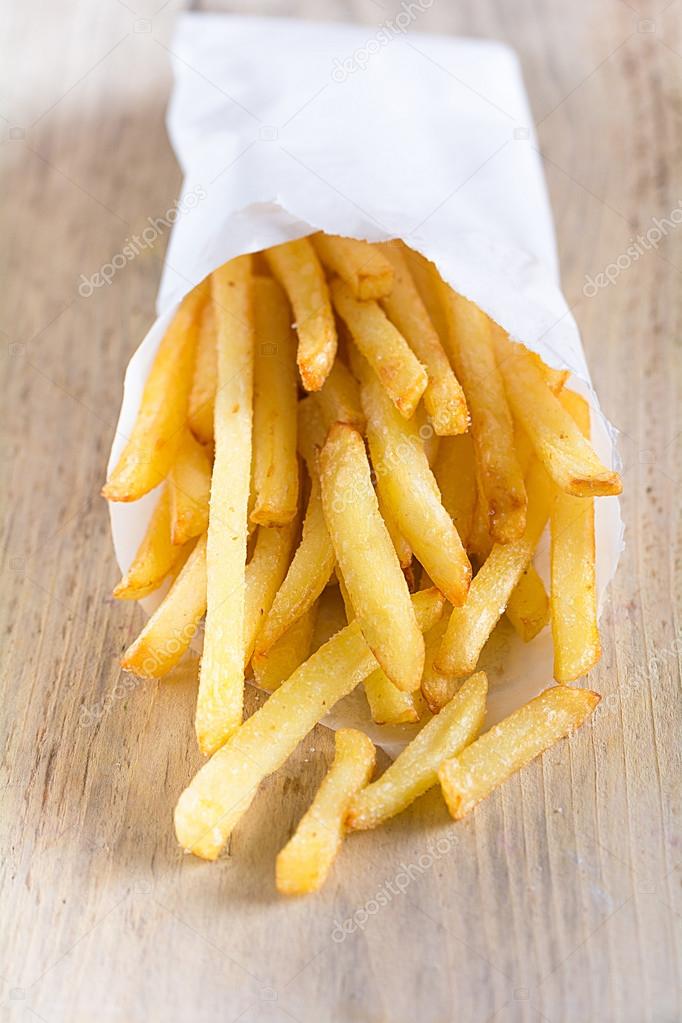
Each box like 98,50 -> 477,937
2,1 -> 681,1020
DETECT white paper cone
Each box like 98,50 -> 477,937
107,13 -> 623,757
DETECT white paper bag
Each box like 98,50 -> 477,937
107,13 -> 622,755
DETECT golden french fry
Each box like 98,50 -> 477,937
316,358 -> 366,432
420,617 -> 457,713
466,468 -> 493,563
168,430 -> 212,546
436,458 -> 553,677
514,418 -> 535,479
244,520 -> 298,666
276,728 -> 375,895
347,672 -> 488,830
377,490 -> 412,570
320,423 -> 424,692
441,287 -> 527,544
187,302 -> 217,444
378,241 -> 468,435
330,277 -> 428,418
174,588 -> 444,859
250,277 -> 299,526
103,281 -> 207,501
254,477 -> 335,657
196,256 -> 253,756
252,604 -> 317,692
506,564 -> 550,642
432,433 -> 477,552
526,347 -> 570,395
551,390 -> 601,681
122,533 -> 207,678
113,485 -> 180,599
359,361 -> 471,606
337,568 -> 419,724
439,686 -> 600,819
264,237 -> 336,391
493,330 -> 622,497
297,395 -> 328,476
310,586 -> 348,652
400,245 -> 449,343
312,233 -> 394,300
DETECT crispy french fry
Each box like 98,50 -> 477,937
168,430 -> 212,546
420,617 -> 457,713
252,604 -> 317,692
250,277 -> 299,526
506,564 -> 550,642
316,358 -> 366,432
358,361 -> 471,606
297,395 -> 328,475
514,418 -> 535,479
320,423 -> 424,692
493,330 -> 622,497
122,533 -> 207,678
187,302 -> 217,444
439,685 -> 600,819
310,586 -> 348,651
330,277 -> 427,418
312,233 -> 394,300
467,468 -> 493,563
276,728 -> 375,895
347,672 -> 488,830
264,237 -> 336,391
337,568 -> 419,724
113,485 -> 181,599
436,458 -> 553,677
377,490 -> 412,569
432,433 -> 477,551
551,390 -> 601,681
400,245 -> 449,343
254,478 -> 335,657
441,287 -> 527,543
174,588 -> 444,859
103,281 -> 207,501
378,241 -> 468,435
196,256 -> 253,755
244,520 -> 298,666
526,347 -> 570,395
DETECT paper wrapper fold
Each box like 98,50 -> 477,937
108,14 -> 623,756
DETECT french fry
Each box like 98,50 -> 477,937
113,485 -> 181,599
436,458 -> 553,678
174,588 -> 444,859
347,672 -> 488,830
310,586 -> 347,651
243,520 -> 299,666
195,256 -> 253,756
312,233 -> 394,300
122,533 -> 207,678
187,302 -> 217,444
525,346 -> 570,395
330,277 -> 428,418
264,237 -> 336,391
250,277 -> 299,526
420,617 -> 457,713
254,477 -> 335,657
359,362 -> 471,606
167,430 -> 212,546
378,241 -> 468,435
400,245 -> 449,343
252,605 -> 317,692
337,568 -> 419,724
493,330 -> 622,497
432,433 -> 477,551
439,685 -> 600,819
297,395 -> 328,475
319,423 -> 424,692
441,287 -> 527,543
514,418 -> 535,479
276,728 -> 375,895
551,390 -> 601,680
103,281 -> 207,501
506,564 -> 550,642
377,490 -> 412,569
316,358 -> 366,432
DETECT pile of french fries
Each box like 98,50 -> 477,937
104,234 -> 621,894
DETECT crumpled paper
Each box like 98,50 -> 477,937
107,14 -> 623,756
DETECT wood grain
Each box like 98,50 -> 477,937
1,1 -> 680,1021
